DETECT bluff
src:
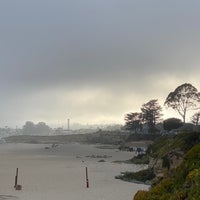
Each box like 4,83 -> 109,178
134,131 -> 200,200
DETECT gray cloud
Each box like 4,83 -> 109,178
0,0 -> 200,126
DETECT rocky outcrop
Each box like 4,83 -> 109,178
149,149 -> 184,178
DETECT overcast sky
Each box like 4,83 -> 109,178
0,0 -> 200,128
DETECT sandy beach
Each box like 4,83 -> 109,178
0,143 -> 149,200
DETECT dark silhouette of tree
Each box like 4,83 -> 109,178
22,121 -> 51,135
22,121 -> 35,134
141,99 -> 162,133
163,118 -> 183,131
164,83 -> 200,123
191,112 -> 200,126
124,112 -> 143,132
35,122 -> 51,135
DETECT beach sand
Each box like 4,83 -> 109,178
0,143 -> 149,200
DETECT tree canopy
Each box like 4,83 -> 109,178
141,99 -> 162,133
22,121 -> 51,135
163,118 -> 183,131
124,112 -> 143,132
191,112 -> 200,126
164,83 -> 200,123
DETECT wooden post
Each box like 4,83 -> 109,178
14,168 -> 22,190
14,168 -> 18,188
85,167 -> 89,188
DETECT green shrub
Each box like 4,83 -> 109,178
133,190 -> 149,200
162,155 -> 170,169
129,154 -> 150,164
116,168 -> 155,183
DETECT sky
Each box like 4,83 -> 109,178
0,0 -> 200,128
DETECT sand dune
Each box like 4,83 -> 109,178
0,143 -> 148,200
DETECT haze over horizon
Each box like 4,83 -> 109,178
0,1 -> 200,128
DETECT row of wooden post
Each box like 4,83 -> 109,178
14,167 -> 89,190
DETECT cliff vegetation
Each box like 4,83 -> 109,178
133,131 -> 200,200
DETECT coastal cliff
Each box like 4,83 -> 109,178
134,131 -> 200,200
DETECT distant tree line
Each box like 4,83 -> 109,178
124,83 -> 200,133
22,121 -> 52,135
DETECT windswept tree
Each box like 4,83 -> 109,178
191,112 -> 200,126
164,83 -> 200,123
141,99 -> 162,133
124,112 -> 143,132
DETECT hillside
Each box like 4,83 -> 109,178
133,131 -> 200,200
